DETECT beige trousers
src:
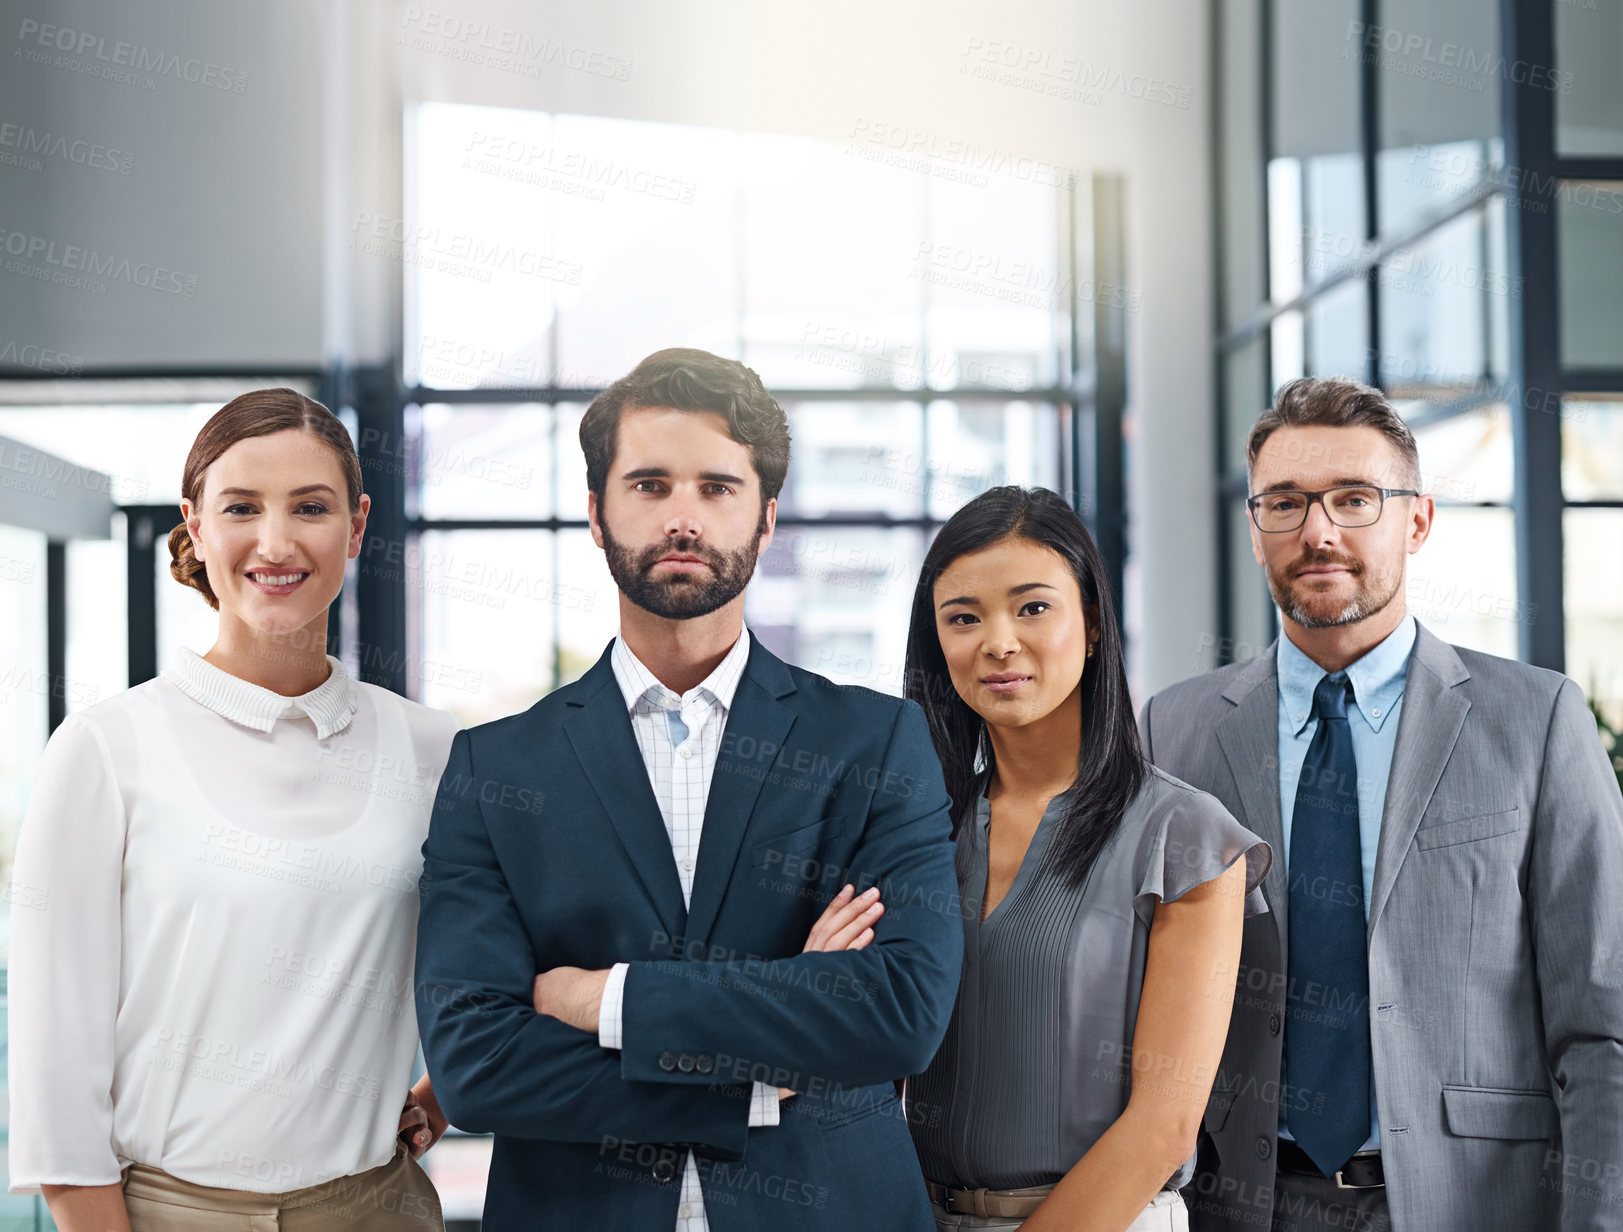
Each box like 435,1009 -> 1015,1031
932,1186 -> 1189,1232
122,1143 -> 443,1231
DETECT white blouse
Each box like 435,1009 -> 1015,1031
7,649 -> 460,1194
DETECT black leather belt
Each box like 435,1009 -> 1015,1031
1276,1138 -> 1385,1189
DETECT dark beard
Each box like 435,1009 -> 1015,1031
600,524 -> 761,620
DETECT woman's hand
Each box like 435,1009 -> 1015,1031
803,883 -> 884,953
398,1074 -> 449,1159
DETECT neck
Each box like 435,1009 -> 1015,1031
1282,598 -> 1407,675
617,593 -> 745,695
984,680 -> 1083,801
205,611 -> 333,696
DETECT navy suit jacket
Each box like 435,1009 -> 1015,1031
415,638 -> 964,1231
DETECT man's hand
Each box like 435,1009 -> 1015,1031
533,966 -> 612,1032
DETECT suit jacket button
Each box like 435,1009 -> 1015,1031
1269,1013 -> 1281,1036
678,1053 -> 696,1073
659,1051 -> 677,1072
652,1158 -> 678,1183
1256,1137 -> 1272,1160
696,1054 -> 715,1074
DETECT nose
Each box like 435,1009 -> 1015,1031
256,511 -> 296,563
663,495 -> 703,542
1298,496 -> 1342,548
981,617 -> 1020,660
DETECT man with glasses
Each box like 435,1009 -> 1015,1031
1139,376 -> 1623,1231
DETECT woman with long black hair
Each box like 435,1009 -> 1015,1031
904,486 -> 1271,1231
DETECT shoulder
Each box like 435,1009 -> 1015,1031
1127,763 -> 1238,832
1447,643 -> 1569,709
1145,657 -> 1264,724
780,660 -> 915,724
355,682 -> 462,762
47,676 -> 174,755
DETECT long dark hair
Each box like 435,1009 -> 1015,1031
904,486 -> 1144,887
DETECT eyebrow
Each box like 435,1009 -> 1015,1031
1259,477 -> 1379,493
937,581 -> 1059,609
621,467 -> 749,486
216,484 -> 339,498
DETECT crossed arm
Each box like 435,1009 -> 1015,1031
415,706 -> 962,1145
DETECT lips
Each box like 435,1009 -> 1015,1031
246,570 -> 310,594
652,553 -> 710,573
980,673 -> 1032,694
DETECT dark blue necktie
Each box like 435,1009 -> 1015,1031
1285,673 -> 1372,1176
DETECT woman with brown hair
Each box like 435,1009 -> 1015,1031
8,389 -> 458,1231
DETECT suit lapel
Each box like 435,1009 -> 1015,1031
562,647 -> 688,939
1215,645 -> 1288,940
684,643 -> 798,946
1367,623 -> 1470,937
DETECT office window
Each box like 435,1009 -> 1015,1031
1215,0 -> 1605,676
405,105 -> 1094,729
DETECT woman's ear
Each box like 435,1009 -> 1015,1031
180,497 -> 205,562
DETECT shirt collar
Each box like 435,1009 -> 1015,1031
611,628 -> 751,716
165,647 -> 359,739
1277,614 -> 1416,736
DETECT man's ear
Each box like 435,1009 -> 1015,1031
757,496 -> 777,555
587,490 -> 605,550
1406,492 -> 1436,556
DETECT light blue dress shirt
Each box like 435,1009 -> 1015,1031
1276,614 -> 1417,1154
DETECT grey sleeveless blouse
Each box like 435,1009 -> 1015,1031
909,765 -> 1270,1191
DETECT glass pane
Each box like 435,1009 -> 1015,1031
1306,277 -> 1369,380
1270,0 -> 1364,300
1374,0 -> 1501,236
0,404 -> 215,505
1228,501 -> 1277,666
748,528 -> 924,696
157,540 -> 223,675
0,526 -> 48,849
0,525 -> 47,1221
410,404 -> 552,520
1559,183 -> 1623,370
1271,0 -> 1361,171
1271,310 -> 1305,395
779,402 -> 925,519
921,175 -> 1063,392
555,529 -> 618,687
1405,506 -> 1519,658
67,519 -> 127,712
926,401 -> 1063,520
551,114 -> 740,385
741,132 -> 926,388
1562,399 -> 1623,501
1556,0 -> 1623,157
1565,510 -> 1623,732
413,530 -> 561,725
1411,403 -> 1513,504
1220,0 -> 1266,329
1224,335 -> 1270,474
407,105 -> 741,390
1378,207 -> 1500,393
553,402 -> 593,525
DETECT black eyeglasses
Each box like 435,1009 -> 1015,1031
1246,485 -> 1419,533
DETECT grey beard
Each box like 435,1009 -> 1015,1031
1271,565 -> 1400,629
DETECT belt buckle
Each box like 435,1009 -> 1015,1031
941,1190 -> 959,1214
1333,1157 -> 1378,1190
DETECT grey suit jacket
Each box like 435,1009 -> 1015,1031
1140,622 -> 1623,1231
